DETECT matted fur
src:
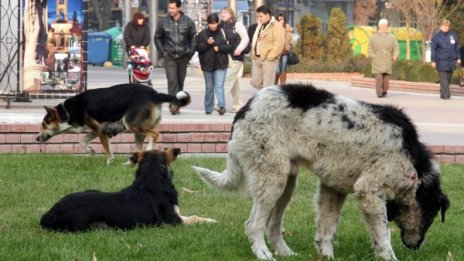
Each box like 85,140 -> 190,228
36,83 -> 191,164
193,84 -> 449,260
41,148 -> 215,232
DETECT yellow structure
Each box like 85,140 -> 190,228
349,25 -> 423,61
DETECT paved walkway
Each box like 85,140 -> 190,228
1,66 -> 463,146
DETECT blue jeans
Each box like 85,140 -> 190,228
277,54 -> 288,74
203,69 -> 227,112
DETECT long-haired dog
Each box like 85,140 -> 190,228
41,148 -> 215,232
193,84 -> 450,260
36,83 -> 191,164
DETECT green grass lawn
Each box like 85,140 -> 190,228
0,154 -> 462,261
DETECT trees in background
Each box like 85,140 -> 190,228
295,15 -> 324,60
326,8 -> 351,63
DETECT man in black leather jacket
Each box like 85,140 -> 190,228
154,0 -> 197,115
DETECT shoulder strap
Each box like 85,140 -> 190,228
220,28 -> 229,44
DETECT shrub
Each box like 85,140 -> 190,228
296,15 -> 324,60
326,8 -> 351,63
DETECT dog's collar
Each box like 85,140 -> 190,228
57,103 -> 70,122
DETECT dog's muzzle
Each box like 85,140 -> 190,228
36,134 -> 51,143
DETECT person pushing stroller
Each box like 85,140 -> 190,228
124,12 -> 152,86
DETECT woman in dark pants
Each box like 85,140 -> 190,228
431,19 -> 461,99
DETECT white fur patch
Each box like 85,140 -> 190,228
176,91 -> 189,99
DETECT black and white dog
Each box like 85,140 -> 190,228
41,148 -> 215,232
193,84 -> 450,260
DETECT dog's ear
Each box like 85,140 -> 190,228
44,106 -> 55,115
129,151 -> 145,167
164,147 -> 181,165
440,194 -> 450,223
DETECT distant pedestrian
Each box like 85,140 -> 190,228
275,14 -> 293,85
154,0 -> 197,115
219,7 -> 249,113
197,13 -> 235,115
367,19 -> 399,98
250,6 -> 285,89
431,19 -> 461,99
123,12 -> 150,52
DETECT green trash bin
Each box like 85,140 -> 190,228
105,27 -> 124,66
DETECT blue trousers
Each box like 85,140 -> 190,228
203,69 -> 227,112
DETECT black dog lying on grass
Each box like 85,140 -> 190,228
40,148 -> 216,232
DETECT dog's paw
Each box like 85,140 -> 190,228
204,218 -> 218,223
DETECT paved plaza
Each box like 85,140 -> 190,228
1,66 -> 463,147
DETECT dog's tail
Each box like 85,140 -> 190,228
192,155 -> 244,192
155,91 -> 191,108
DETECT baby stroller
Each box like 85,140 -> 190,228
127,47 -> 153,87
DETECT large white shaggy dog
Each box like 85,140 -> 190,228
193,84 -> 450,260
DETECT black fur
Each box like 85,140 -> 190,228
63,83 -> 190,126
371,105 -> 450,244
281,84 -> 334,112
40,150 -> 182,232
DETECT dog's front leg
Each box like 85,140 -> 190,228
314,182 -> 347,259
80,132 -> 97,155
174,205 -> 217,224
354,179 -> 397,261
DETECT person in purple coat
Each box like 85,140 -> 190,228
431,19 -> 461,99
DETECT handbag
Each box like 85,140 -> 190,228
220,28 -> 233,68
287,51 -> 300,65
458,64 -> 464,87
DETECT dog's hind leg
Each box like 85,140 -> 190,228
266,163 -> 299,257
97,133 -> 114,165
134,133 -> 145,151
144,129 -> 159,150
245,164 -> 290,260
314,182 -> 347,259
80,132 -> 97,155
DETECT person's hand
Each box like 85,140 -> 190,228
392,55 -> 397,61
207,37 -> 215,45
431,62 -> 436,68
213,46 -> 219,52
457,59 -> 461,64
233,49 -> 242,56
130,45 -> 135,49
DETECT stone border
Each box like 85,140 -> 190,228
1,123 -> 462,164
352,77 -> 464,96
288,72 -> 363,82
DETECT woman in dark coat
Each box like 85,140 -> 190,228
197,13 -> 235,115
431,19 -> 461,99
123,13 -> 150,52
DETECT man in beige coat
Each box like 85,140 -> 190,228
368,19 -> 399,98
251,6 -> 285,89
